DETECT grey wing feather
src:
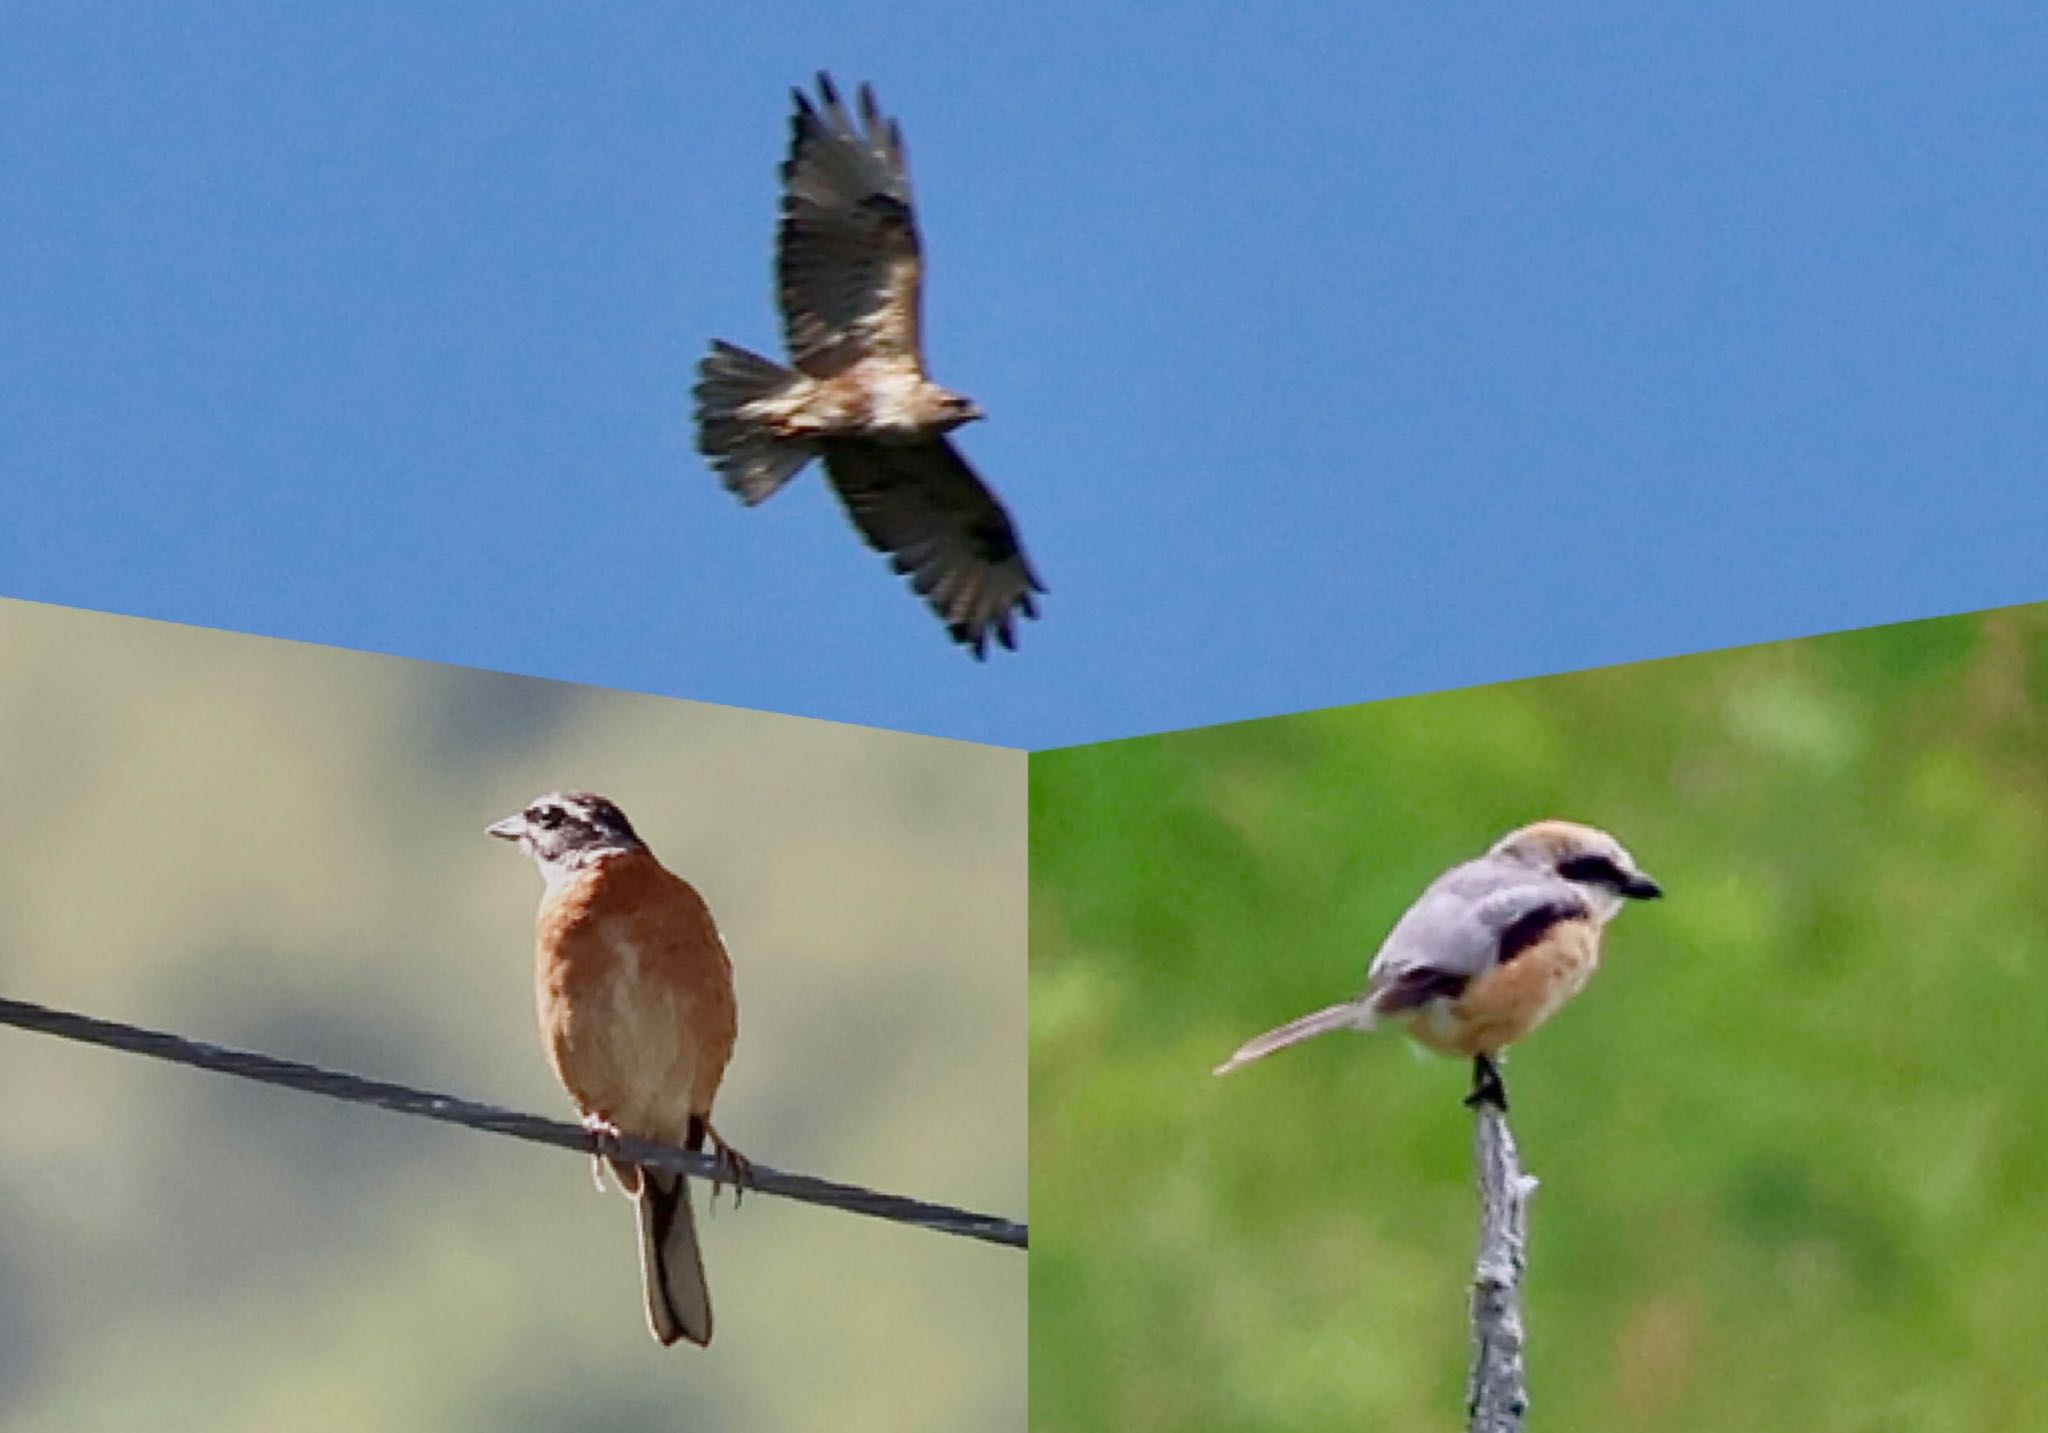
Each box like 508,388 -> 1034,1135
1365,864 -> 1594,999
820,438 -> 1045,658
779,74 -> 924,376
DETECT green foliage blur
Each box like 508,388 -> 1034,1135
1030,604 -> 2048,1432
0,599 -> 1024,1432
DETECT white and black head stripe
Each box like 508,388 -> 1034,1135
526,791 -> 642,847
490,789 -> 648,870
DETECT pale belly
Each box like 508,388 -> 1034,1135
1402,946 -> 1597,1057
546,959 -> 705,1145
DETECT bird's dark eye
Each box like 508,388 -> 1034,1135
1558,855 -> 1623,886
532,805 -> 564,830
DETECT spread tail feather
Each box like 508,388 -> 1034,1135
637,1173 -> 712,1347
693,340 -> 816,504
1213,1002 -> 1371,1076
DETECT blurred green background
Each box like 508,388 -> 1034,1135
1030,602 -> 2048,1432
0,597 -> 1024,1431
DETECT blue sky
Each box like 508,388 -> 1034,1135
4,3 -> 2043,748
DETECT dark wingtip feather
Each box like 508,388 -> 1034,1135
786,89 -> 819,175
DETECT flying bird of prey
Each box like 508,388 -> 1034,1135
694,73 -> 1045,659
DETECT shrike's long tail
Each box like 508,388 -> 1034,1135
693,340 -> 817,504
636,1172 -> 712,1347
1213,1002 -> 1371,1076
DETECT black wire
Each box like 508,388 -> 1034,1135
0,994 -> 1026,1250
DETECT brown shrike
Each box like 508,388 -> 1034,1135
1215,820 -> 1661,1109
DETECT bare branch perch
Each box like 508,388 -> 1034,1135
1466,1098 -> 1536,1431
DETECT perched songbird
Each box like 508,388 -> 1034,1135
1214,821 -> 1661,1109
694,72 -> 1045,658
488,791 -> 746,1346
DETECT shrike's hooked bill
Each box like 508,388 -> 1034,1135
1213,820 -> 1661,1109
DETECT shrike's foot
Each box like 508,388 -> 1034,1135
1464,1055 -> 1510,1113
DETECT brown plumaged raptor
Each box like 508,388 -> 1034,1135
694,73 -> 1045,658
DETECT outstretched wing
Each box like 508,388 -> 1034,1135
778,74 -> 924,378
820,438 -> 1045,658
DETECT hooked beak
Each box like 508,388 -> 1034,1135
1620,873 -> 1663,900
486,813 -> 526,842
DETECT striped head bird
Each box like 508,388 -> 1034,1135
490,791 -> 748,1345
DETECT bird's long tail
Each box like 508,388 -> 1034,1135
636,1172 -> 712,1347
1213,1002 -> 1372,1076
693,340 -> 817,504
